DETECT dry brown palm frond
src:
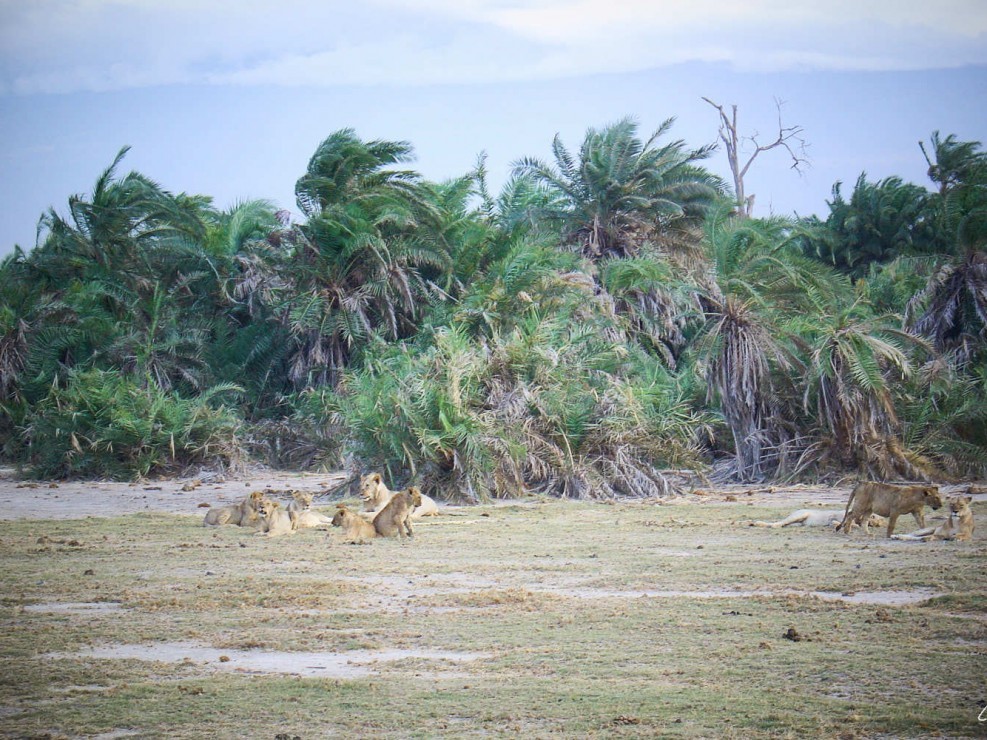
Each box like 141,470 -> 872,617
908,249 -> 987,363
0,318 -> 28,401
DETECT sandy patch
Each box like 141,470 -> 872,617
49,642 -> 490,678
23,602 -> 126,614
0,467 -> 351,520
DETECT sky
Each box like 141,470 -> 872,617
1,0 -> 986,257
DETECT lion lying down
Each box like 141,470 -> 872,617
256,498 -> 294,537
891,496 -> 975,542
203,491 -> 264,528
331,504 -> 377,544
287,491 -> 333,530
751,509 -> 887,529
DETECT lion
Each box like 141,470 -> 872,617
203,491 -> 264,528
360,473 -> 439,520
837,482 -> 943,537
891,496 -> 975,542
372,486 -> 422,539
287,491 -> 333,530
751,509 -> 888,530
331,504 -> 378,544
256,498 -> 294,537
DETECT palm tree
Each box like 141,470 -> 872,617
908,133 -> 987,366
600,253 -> 685,366
0,249 -> 37,430
801,301 -> 932,479
684,205 -> 845,481
31,147 -> 206,298
9,148 -> 225,396
803,173 -> 942,279
513,117 -> 721,260
281,130 -> 450,388
919,131 -> 987,199
908,245 -> 987,364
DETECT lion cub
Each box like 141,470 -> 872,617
287,491 -> 333,530
373,486 -> 422,539
331,504 -> 378,544
203,491 -> 264,528
256,498 -> 294,537
892,496 -> 975,542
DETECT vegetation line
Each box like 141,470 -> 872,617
1,121 -> 984,495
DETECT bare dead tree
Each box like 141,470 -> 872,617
702,97 -> 809,218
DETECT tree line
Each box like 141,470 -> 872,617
1,119 -> 984,497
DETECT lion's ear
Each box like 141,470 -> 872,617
964,495 -> 973,503
373,473 -> 382,483
336,503 -> 346,509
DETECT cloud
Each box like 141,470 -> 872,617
1,0 -> 985,94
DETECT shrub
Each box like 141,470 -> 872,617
323,318 -> 708,501
20,369 -> 244,479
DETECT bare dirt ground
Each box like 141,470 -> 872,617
0,464 -> 979,520
2,466 -> 985,737
0,466 -> 353,520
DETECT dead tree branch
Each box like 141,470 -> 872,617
702,97 -> 809,218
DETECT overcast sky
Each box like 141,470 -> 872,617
1,0 -> 986,256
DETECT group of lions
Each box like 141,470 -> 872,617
203,475 -> 974,545
202,473 -> 439,541
753,481 -> 975,542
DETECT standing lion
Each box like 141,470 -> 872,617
837,482 -> 943,537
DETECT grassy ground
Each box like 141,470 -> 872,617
0,496 -> 985,738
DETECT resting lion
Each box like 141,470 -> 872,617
256,498 -> 294,537
373,486 -> 422,539
837,482 -> 943,537
331,504 -> 378,544
360,473 -> 439,520
891,496 -> 975,542
751,509 -> 887,530
203,491 -> 264,528
287,491 -> 333,530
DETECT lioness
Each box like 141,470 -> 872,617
360,473 -> 439,519
203,491 -> 264,528
331,504 -> 378,544
892,496 -> 975,542
837,482 -> 943,537
751,510 -> 888,530
256,498 -> 294,537
751,509 -> 845,528
373,486 -> 422,539
287,491 -> 333,530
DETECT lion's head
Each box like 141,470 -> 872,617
360,473 -> 383,500
948,495 -> 972,517
922,486 -> 943,511
331,504 -> 350,527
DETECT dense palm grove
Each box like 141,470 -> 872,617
1,120 -> 985,498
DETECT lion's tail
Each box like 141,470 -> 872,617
837,485 -> 858,533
